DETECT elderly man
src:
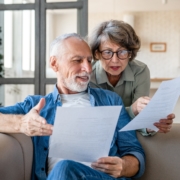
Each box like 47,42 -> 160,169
0,33 -> 173,180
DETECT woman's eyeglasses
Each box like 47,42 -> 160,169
98,49 -> 131,60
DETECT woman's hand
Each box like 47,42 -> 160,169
154,113 -> 175,133
132,97 -> 175,134
132,96 -> 150,116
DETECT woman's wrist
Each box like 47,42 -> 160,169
146,128 -> 157,136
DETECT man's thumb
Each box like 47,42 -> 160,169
34,98 -> 45,113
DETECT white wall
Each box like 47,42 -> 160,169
89,11 -> 180,78
135,11 -> 180,78
89,0 -> 180,13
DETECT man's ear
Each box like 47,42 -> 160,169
50,56 -> 59,72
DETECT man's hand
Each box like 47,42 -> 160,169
132,96 -> 150,116
153,113 -> 175,133
91,157 -> 123,178
91,156 -> 139,178
17,98 -> 53,136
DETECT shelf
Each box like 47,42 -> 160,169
150,78 -> 172,89
151,78 -> 172,82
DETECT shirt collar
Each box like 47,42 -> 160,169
119,63 -> 135,83
52,84 -> 61,103
52,84 -> 95,106
95,61 -> 135,86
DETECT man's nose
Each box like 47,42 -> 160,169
81,60 -> 92,73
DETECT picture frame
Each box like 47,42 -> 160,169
150,43 -> 166,52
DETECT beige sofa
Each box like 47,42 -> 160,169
0,133 -> 33,180
0,124 -> 180,180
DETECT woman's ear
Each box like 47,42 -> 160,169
94,50 -> 100,60
50,56 -> 58,72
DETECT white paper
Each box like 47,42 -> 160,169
120,76 -> 180,132
49,106 -> 122,163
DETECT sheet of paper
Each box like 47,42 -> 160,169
48,106 -> 122,163
120,76 -> 180,132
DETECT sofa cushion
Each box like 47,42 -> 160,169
137,123 -> 180,180
0,133 -> 33,180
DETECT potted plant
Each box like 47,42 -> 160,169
0,54 -> 4,78
0,54 -> 4,106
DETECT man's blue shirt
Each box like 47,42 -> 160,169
0,86 -> 145,180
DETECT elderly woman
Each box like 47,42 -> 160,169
88,20 -> 174,135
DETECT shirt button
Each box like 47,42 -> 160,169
44,147 -> 47,151
41,168 -> 45,171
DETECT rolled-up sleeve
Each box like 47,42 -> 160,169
132,65 -> 150,103
0,96 -> 35,114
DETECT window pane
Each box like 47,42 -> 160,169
0,10 -> 35,78
46,84 -> 54,95
0,0 -> 34,4
0,84 -> 34,106
46,9 -> 77,78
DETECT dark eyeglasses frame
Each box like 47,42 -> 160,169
98,49 -> 132,60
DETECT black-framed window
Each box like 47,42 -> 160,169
0,0 -> 88,106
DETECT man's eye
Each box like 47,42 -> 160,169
74,59 -> 82,63
87,58 -> 92,63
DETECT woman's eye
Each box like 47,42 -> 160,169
102,51 -> 112,56
104,51 -> 111,54
121,50 -> 128,55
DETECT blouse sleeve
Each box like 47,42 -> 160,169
127,65 -> 153,136
132,65 -> 151,103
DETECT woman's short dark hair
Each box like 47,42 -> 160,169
88,20 -> 141,61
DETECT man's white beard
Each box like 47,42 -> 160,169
62,72 -> 91,92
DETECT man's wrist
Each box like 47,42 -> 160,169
13,115 -> 23,132
121,155 -> 139,177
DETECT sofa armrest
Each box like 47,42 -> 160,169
0,133 -> 33,180
137,123 -> 180,180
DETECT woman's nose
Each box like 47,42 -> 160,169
111,52 -> 119,62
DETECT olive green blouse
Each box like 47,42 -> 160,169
90,59 -> 151,135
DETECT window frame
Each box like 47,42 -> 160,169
0,0 -> 88,98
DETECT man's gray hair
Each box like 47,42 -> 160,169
50,33 -> 84,57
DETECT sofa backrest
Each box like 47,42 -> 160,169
0,133 -> 33,180
137,123 -> 180,180
1,124 -> 179,180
